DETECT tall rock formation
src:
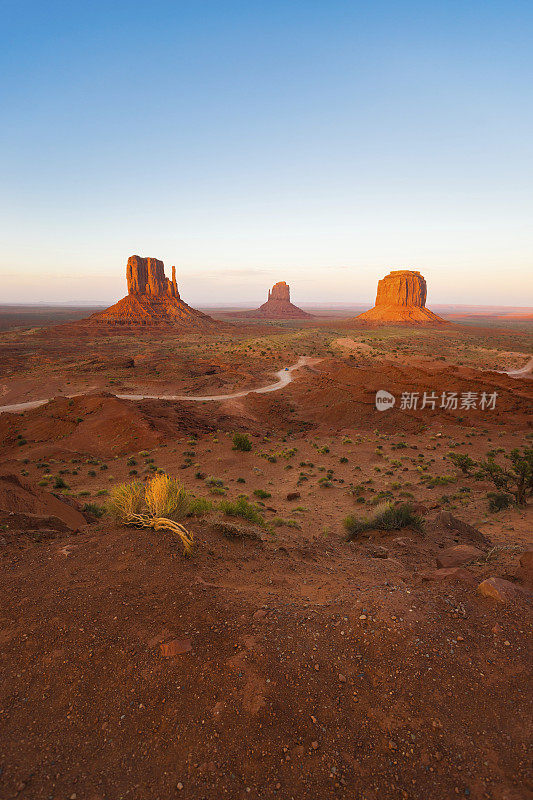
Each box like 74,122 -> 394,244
357,270 -> 446,324
88,255 -> 219,329
237,281 -> 313,319
126,256 -> 180,299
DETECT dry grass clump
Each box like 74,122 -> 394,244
108,474 -> 194,553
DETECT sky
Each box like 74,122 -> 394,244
1,0 -> 532,306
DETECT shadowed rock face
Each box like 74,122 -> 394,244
238,281 -> 313,319
357,270 -> 446,324
126,255 -> 179,299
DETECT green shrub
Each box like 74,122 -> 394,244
232,433 -> 252,452
53,476 -> 69,490
82,503 -> 105,518
219,496 -> 265,526
344,502 -> 423,541
253,488 -> 271,499
487,492 -> 513,513
448,453 -> 476,474
186,497 -> 212,516
478,447 -> 533,506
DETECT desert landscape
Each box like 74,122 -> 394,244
0,255 -> 531,800
2,3 -> 532,798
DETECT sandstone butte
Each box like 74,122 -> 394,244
357,270 -> 446,324
88,255 -> 219,329
237,281 -> 313,319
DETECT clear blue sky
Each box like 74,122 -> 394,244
1,0 -> 532,305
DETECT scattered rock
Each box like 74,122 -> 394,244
434,512 -> 491,546
366,545 -> 389,559
419,567 -> 475,584
436,545 -> 484,569
518,547 -> 533,587
477,577 -> 531,603
160,639 -> 192,657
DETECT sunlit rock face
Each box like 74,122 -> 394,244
357,270 -> 446,324
88,255 -> 218,329
126,256 -> 179,299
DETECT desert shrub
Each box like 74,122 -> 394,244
425,474 -> 456,488
478,447 -> 533,506
88,470 -> 96,477
195,471 -> 206,480
448,453 -> 476,474
344,502 -> 423,541
253,488 -> 271,499
53,476 -> 69,490
82,502 -> 105,518
186,497 -> 212,516
236,477 -> 246,483
340,457 -> 348,463
210,486 -> 227,496
219,496 -> 265,526
37,479 -> 49,487
232,433 -> 252,452
144,473 -> 190,519
487,491 -> 513,513
271,517 -> 300,529
205,476 -> 224,487
107,474 -> 193,553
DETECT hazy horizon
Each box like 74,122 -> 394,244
1,1 -> 532,305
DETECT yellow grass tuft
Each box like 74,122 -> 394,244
108,475 -> 194,554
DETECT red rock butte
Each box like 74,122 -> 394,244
237,281 -> 313,319
357,270 -> 446,324
88,255 -> 218,328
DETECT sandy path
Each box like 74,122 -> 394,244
503,355 -> 533,377
0,356 -> 318,414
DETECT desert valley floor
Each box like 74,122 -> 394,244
0,310 -> 532,800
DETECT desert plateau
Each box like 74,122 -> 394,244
0,255 -> 532,800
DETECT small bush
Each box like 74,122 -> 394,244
219,496 -> 265,526
487,492 -> 512,513
186,497 -> 212,517
344,502 -> 423,541
53,476 -> 69,490
448,452 -> 476,474
232,433 -> 252,452
253,488 -> 271,499
82,502 -> 105,518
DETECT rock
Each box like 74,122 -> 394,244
237,282 -> 313,319
160,638 -> 192,657
434,512 -> 491,546
518,547 -> 533,587
367,545 -> 389,559
477,577 -> 531,603
87,255 -> 220,329
436,545 -> 484,569
357,270 -> 446,325
419,567 -> 475,584
126,255 -> 179,299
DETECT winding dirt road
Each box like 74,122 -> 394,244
0,356 -> 318,415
